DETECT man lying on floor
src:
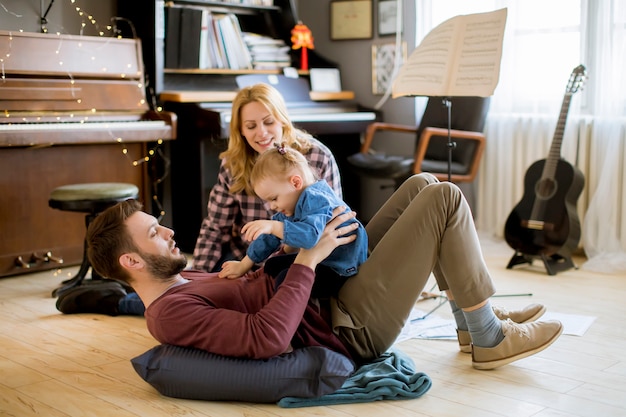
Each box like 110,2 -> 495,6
60,174 -> 562,374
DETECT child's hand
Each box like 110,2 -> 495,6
242,220 -> 280,241
282,244 -> 298,254
218,261 -> 247,279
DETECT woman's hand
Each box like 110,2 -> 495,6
294,206 -> 358,270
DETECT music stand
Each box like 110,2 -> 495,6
443,98 -> 454,182
392,8 -> 507,181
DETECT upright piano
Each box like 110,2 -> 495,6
0,31 -> 176,277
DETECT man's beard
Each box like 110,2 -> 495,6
140,251 -> 187,280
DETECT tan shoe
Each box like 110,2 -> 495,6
471,319 -> 563,370
493,303 -> 546,323
457,303 -> 546,353
457,329 -> 473,353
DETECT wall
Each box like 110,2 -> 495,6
296,0 -> 416,122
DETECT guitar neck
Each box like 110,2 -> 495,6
543,92 -> 573,178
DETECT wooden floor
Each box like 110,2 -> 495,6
1,236 -> 625,417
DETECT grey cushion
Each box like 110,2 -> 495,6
131,344 -> 355,402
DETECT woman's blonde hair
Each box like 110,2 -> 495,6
250,143 -> 318,191
220,83 -> 314,195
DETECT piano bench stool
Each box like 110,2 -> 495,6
49,182 -> 139,297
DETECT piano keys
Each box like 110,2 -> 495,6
0,116 -> 174,146
0,30 -> 176,277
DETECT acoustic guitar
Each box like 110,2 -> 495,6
504,65 -> 586,259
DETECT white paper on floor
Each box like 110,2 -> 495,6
394,309 -> 596,344
540,311 -> 596,336
395,308 -> 457,344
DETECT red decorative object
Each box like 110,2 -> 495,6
291,21 -> 314,70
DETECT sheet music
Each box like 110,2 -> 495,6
392,8 -> 507,98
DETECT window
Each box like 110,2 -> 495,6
417,0 -> 626,116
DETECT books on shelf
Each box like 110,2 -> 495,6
242,32 -> 291,70
179,7 -> 204,69
164,7 -> 182,69
219,0 -> 274,5
164,6 -> 260,70
215,13 -> 253,70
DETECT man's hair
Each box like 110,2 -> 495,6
86,199 -> 143,284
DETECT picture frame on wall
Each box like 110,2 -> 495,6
378,0 -> 401,36
330,0 -> 373,41
371,42 -> 407,95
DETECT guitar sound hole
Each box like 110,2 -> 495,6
535,178 -> 557,200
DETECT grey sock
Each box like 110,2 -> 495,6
464,300 -> 504,348
449,299 -> 468,331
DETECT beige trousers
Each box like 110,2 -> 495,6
331,173 -> 496,361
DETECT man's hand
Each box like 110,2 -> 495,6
294,207 -> 358,270
241,220 -> 283,241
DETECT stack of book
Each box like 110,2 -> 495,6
220,0 -> 274,5
165,7 -> 254,70
243,33 -> 292,70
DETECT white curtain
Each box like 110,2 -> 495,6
579,1 -> 626,273
414,0 -> 626,274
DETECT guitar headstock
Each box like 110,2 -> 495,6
566,64 -> 587,94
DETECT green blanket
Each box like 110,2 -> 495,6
277,347 -> 432,408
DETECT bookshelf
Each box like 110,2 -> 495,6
116,0 -> 309,98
